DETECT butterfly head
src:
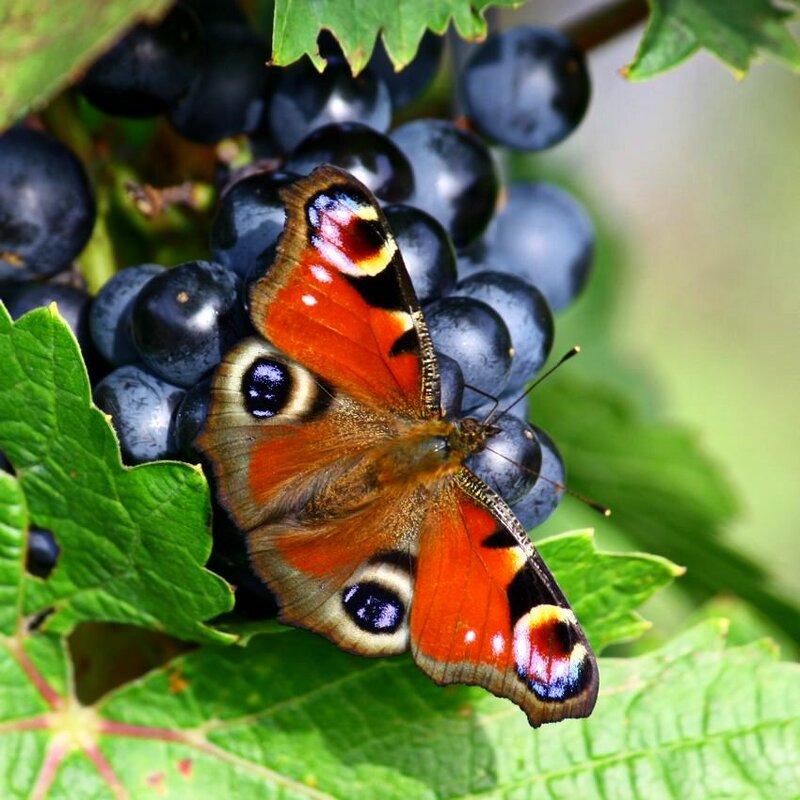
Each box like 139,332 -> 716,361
446,415 -> 500,460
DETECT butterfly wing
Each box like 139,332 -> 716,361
249,165 -> 440,419
411,470 -> 598,727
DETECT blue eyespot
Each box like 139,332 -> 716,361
342,581 -> 404,634
242,358 -> 292,418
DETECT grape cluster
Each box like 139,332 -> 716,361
0,5 -> 594,586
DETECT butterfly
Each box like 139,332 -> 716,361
198,165 -> 598,726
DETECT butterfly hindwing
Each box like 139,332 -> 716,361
411,471 -> 598,726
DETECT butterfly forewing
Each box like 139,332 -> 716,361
412,472 -> 598,726
249,165 -> 440,419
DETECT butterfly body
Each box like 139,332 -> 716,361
198,166 -> 598,726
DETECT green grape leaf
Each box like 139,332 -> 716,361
270,0 -> 520,74
0,304 -> 233,642
533,375 -> 800,645
538,531 -> 681,652
625,0 -> 800,80
0,0 -> 174,129
3,593 -> 798,799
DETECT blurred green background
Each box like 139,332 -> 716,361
507,2 -> 799,634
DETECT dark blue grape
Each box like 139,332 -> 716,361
27,528 -> 60,579
80,4 -> 202,117
384,204 -> 456,303
390,119 -> 498,248
169,378 -> 211,460
0,127 -> 95,282
285,123 -> 413,203
466,415 -> 542,505
240,243 -> 277,313
169,23 -> 274,143
510,426 -> 566,529
369,32 -> 444,108
436,351 -> 464,419
131,260 -> 244,387
460,27 -> 590,151
453,271 -> 553,391
485,182 -> 594,311
89,264 -> 164,366
424,296 -> 512,410
210,171 -> 297,278
268,58 -> 392,152
93,365 -> 185,464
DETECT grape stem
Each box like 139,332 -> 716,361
563,0 -> 649,53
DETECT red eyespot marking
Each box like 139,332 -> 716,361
513,608 -> 591,701
307,191 -> 390,275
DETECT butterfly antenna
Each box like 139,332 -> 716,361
461,383 -> 501,425
497,346 -> 581,422
482,440 -> 611,518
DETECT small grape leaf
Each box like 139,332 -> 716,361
533,375 -> 800,645
625,0 -> 800,80
0,304 -> 233,642
270,0 -> 521,74
0,0 -> 174,129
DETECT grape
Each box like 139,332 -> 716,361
268,58 -> 392,152
453,270 -> 554,391
510,426 -> 566,529
369,32 -> 443,108
240,244 -> 277,313
0,127 -> 95,282
384,204 -> 456,303
27,528 -> 60,579
93,365 -> 185,464
169,23 -> 274,143
466,181 -> 594,311
89,264 -> 164,366
460,26 -> 590,151
436,351 -> 464,419
466,415 -> 542,505
285,123 -> 413,203
80,4 -> 202,117
169,378 -> 211,460
210,172 -> 297,278
424,296 -> 512,410
131,260 -> 244,387
390,119 -> 498,248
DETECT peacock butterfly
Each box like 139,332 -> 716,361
198,166 -> 598,726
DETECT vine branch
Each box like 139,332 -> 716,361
563,0 -> 649,52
